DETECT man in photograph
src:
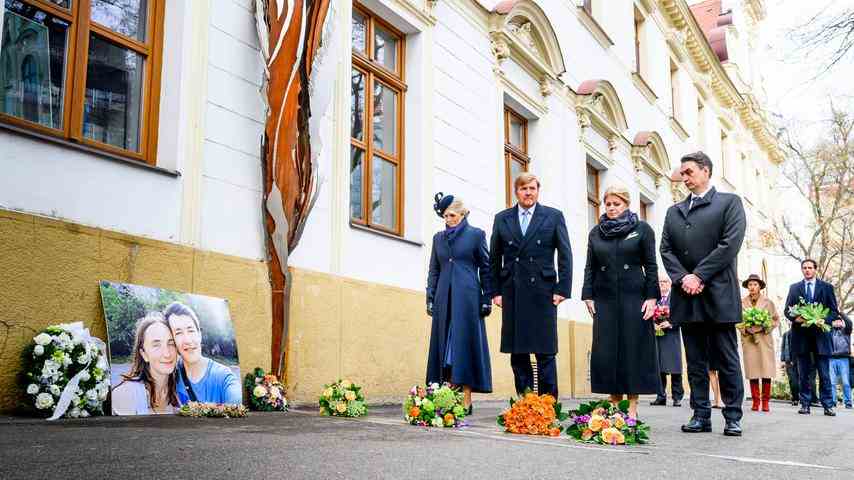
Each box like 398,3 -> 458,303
164,302 -> 242,405
660,151 -> 746,436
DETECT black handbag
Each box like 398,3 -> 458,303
831,328 -> 851,357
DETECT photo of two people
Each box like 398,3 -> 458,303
99,281 -> 242,415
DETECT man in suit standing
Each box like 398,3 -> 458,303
490,173 -> 572,398
660,152 -> 746,437
784,259 -> 845,416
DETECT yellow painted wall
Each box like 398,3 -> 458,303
0,208 -> 272,413
286,267 -> 593,403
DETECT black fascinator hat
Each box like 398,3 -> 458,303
433,192 -> 454,218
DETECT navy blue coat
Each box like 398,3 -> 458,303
425,220 -> 493,393
489,204 -> 572,354
655,295 -> 683,374
784,279 -> 841,356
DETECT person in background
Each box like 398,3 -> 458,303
828,312 -> 852,409
651,273 -> 683,407
739,274 -> 780,412
781,330 -> 800,406
425,194 -> 493,414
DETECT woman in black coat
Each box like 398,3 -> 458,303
426,193 -> 493,413
582,186 -> 661,419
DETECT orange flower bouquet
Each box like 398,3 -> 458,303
496,391 -> 567,436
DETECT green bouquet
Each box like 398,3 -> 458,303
737,307 -> 773,343
787,298 -> 832,332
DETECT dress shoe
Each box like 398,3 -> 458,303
712,405 -> 722,409
672,400 -> 682,407
681,417 -> 712,433
798,406 -> 811,414
846,404 -> 852,409
824,407 -> 836,416
650,398 -> 666,406
723,420 -> 742,436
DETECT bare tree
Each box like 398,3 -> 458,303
773,103 -> 854,313
791,6 -> 854,73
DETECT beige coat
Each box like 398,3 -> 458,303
740,295 -> 780,379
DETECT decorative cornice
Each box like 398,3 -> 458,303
391,0 -> 438,27
657,0 -> 783,164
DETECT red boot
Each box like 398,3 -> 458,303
762,379 -> 771,412
750,380 -> 760,411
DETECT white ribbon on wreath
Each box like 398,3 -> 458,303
47,322 -> 108,421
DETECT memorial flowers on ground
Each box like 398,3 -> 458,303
319,379 -> 367,417
244,367 -> 288,412
565,400 -> 650,446
497,391 -> 567,436
21,322 -> 109,420
403,383 -> 466,427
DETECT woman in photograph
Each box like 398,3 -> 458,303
740,274 -> 780,412
583,185 -> 660,419
112,312 -> 185,415
426,193 -> 493,414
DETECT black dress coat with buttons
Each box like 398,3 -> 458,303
489,204 -> 572,354
660,188 -> 746,324
582,220 -> 661,394
426,219 -> 493,392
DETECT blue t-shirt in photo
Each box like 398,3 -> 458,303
177,358 -> 242,405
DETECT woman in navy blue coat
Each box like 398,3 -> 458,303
426,193 -> 493,413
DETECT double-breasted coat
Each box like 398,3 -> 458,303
489,204 -> 572,354
582,221 -> 661,394
426,220 -> 493,393
739,295 -> 779,379
655,295 -> 683,374
660,188 -> 746,324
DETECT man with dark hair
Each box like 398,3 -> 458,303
661,151 -> 747,436
784,260 -> 846,415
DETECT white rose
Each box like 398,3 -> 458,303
253,385 -> 268,398
33,333 -> 52,346
86,389 -> 98,401
79,370 -> 91,382
77,352 -> 90,365
62,355 -> 72,367
33,345 -> 45,356
49,385 -> 61,397
58,333 -> 71,345
35,393 -> 54,410
27,384 -> 39,395
80,410 -> 90,418
69,408 -> 81,418
431,417 -> 444,427
71,395 -> 81,406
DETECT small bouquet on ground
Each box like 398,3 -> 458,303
178,402 -> 248,418
21,322 -> 110,419
737,307 -> 774,343
244,367 -> 288,412
319,379 -> 367,417
403,383 -> 467,427
566,400 -> 650,446
788,298 -> 832,332
497,391 -> 567,436
653,304 -> 671,337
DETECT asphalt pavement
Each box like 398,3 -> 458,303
1,397 -> 852,479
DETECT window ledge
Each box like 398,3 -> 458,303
669,116 -> 689,141
0,121 -> 180,177
349,221 -> 423,247
631,73 -> 658,105
576,8 -> 614,50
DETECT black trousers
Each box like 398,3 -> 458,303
785,361 -> 800,402
510,353 -> 557,397
797,353 -> 833,408
681,322 -> 744,421
656,373 -> 684,401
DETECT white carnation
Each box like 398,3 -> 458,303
62,355 -> 72,367
33,345 -> 44,356
35,393 -> 54,410
86,389 -> 98,401
33,333 -> 52,346
77,352 -> 90,365
49,385 -> 61,397
26,384 -> 39,395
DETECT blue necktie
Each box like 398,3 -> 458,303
521,211 -> 530,236
806,282 -> 813,303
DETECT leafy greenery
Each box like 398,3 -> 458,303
788,297 -> 832,332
